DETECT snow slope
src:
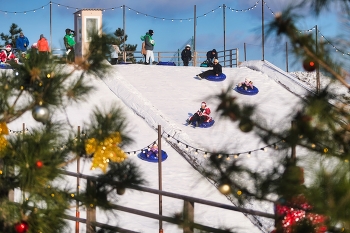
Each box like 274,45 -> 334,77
10,59 -> 346,232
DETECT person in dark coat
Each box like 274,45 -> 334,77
181,44 -> 192,66
206,49 -> 218,67
197,59 -> 222,79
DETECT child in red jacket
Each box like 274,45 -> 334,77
0,44 -> 18,63
187,102 -> 211,127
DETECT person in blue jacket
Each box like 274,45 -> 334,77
206,49 -> 218,67
16,32 -> 30,52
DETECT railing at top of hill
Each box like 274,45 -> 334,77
122,48 -> 239,67
51,48 -> 239,68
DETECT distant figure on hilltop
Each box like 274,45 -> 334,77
16,31 -> 30,53
141,32 -> 147,64
140,30 -> 155,65
206,49 -> 218,67
64,28 -> 76,63
37,34 -> 50,59
181,44 -> 192,66
110,44 -> 120,65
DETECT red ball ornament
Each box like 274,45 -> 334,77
15,221 -> 29,233
303,59 -> 316,72
36,160 -> 43,168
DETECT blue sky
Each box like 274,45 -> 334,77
0,0 -> 343,71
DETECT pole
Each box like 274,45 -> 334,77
194,5 -> 197,66
223,4 -> 226,66
123,5 -> 126,62
262,0 -> 265,61
75,126 -> 80,233
50,1 -> 52,52
286,42 -> 288,72
158,125 -> 163,233
316,25 -> 320,94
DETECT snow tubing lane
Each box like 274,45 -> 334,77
138,149 -> 168,163
157,61 -> 176,66
206,73 -> 226,82
190,120 -> 215,128
0,64 -> 12,69
235,86 -> 259,95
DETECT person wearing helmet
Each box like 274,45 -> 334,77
181,44 -> 192,66
186,102 -> 211,127
0,44 -> 18,63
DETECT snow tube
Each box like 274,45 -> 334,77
118,61 -> 132,65
138,149 -> 168,163
157,61 -> 176,66
0,63 -> 12,69
235,86 -> 259,95
206,73 -> 226,82
190,119 -> 215,128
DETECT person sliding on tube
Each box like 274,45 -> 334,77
186,102 -> 211,127
196,59 -> 222,80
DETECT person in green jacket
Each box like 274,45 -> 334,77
63,28 -> 76,63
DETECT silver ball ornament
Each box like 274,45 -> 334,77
32,105 -> 50,123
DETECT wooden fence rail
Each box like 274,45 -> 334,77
62,170 -> 274,233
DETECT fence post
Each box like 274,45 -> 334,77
183,200 -> 194,233
193,52 -> 197,67
86,179 -> 96,233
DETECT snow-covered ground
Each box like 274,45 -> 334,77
9,60 -> 349,232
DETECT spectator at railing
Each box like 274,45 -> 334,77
16,31 -> 30,53
206,49 -> 218,67
181,44 -> 192,66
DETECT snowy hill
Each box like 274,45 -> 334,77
10,59 -> 346,232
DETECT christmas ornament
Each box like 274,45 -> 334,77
239,119 -> 253,133
14,221 -> 29,233
0,122 -> 9,135
218,183 -> 231,195
32,105 -> 50,123
275,195 -> 327,233
303,59 -> 316,72
85,132 -> 127,173
116,187 -> 126,195
36,160 -> 43,168
0,122 -> 9,151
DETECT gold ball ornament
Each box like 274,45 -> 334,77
239,119 -> 254,133
218,183 -> 231,195
32,105 -> 50,123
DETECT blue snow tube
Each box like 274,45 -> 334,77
157,61 -> 176,66
0,63 -> 12,69
190,119 -> 215,128
206,73 -> 226,82
235,86 -> 259,95
138,149 -> 168,163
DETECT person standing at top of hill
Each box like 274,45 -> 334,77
64,28 -> 76,63
16,31 -> 30,52
141,30 -> 155,65
181,44 -> 192,66
206,49 -> 218,67
37,34 -> 50,59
